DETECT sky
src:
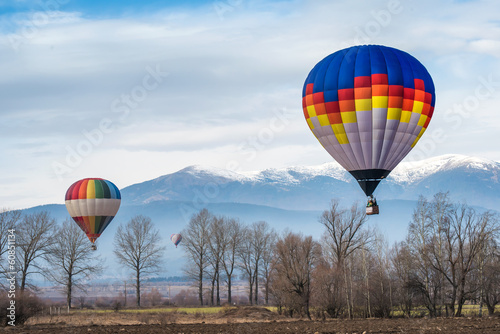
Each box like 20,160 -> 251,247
1,0 -> 500,209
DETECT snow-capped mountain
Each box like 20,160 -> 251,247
121,154 -> 500,211
389,154 -> 499,184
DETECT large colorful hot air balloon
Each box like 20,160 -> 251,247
65,178 -> 121,250
302,45 -> 435,214
170,233 -> 182,248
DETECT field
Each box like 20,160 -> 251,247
2,306 -> 500,333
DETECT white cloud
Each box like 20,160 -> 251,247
1,0 -> 500,208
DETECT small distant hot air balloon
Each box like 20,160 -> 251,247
302,45 -> 436,215
170,233 -> 182,248
65,178 -> 121,250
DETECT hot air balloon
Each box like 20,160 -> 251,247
65,178 -> 121,250
170,233 -> 182,248
302,45 -> 435,215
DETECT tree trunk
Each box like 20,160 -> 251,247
343,260 -> 351,319
479,257 -> 484,317
455,278 -> 467,317
389,278 -> 393,317
254,263 -> 259,305
305,274 -> 311,320
67,275 -> 72,309
210,273 -> 215,306
198,270 -> 203,306
479,288 -> 483,317
20,269 -> 27,292
136,271 -> 141,307
486,303 -> 495,315
216,271 -> 220,306
456,300 -> 464,317
362,249 -> 371,318
305,296 -> 311,320
449,284 -> 457,316
455,277 -> 468,317
227,276 -> 232,304
265,276 -> 269,305
124,281 -> 127,307
248,275 -> 253,305
349,262 -> 354,318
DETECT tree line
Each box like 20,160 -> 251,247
181,208 -> 277,307
0,211 -> 164,310
1,191 -> 499,319
181,193 -> 499,318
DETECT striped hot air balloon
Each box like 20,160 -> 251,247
302,45 -> 435,214
170,233 -> 182,248
65,178 -> 121,249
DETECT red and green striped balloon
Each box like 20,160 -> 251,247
65,178 -> 121,244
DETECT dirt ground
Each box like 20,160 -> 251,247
2,307 -> 500,333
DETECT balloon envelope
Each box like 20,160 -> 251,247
65,178 -> 121,244
170,233 -> 182,247
302,45 -> 435,196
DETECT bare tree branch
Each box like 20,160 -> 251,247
113,215 -> 165,307
16,211 -> 57,291
45,219 -> 103,308
181,209 -> 212,306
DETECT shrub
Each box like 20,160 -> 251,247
94,297 -> 111,308
141,288 -> 163,307
0,291 -> 44,326
111,299 -> 123,312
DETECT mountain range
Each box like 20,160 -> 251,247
23,154 -> 500,278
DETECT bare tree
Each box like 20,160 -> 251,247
207,216 -> 224,306
114,215 -> 165,307
482,240 -> 500,315
45,219 -> 103,308
320,200 -> 369,266
251,221 -> 274,305
310,259 -> 343,318
370,233 -> 392,317
261,229 -> 278,305
220,217 -> 243,305
428,192 -> 451,315
407,193 -> 500,317
16,211 -> 56,291
271,231 -> 321,319
237,221 -> 274,305
442,206 -> 499,316
237,226 -> 256,305
182,209 -> 212,306
391,241 -> 417,317
359,243 -> 373,317
406,195 -> 442,317
319,200 -> 370,318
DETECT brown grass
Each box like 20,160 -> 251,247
25,306 -> 285,327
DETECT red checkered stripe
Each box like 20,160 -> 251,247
302,73 -> 434,148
